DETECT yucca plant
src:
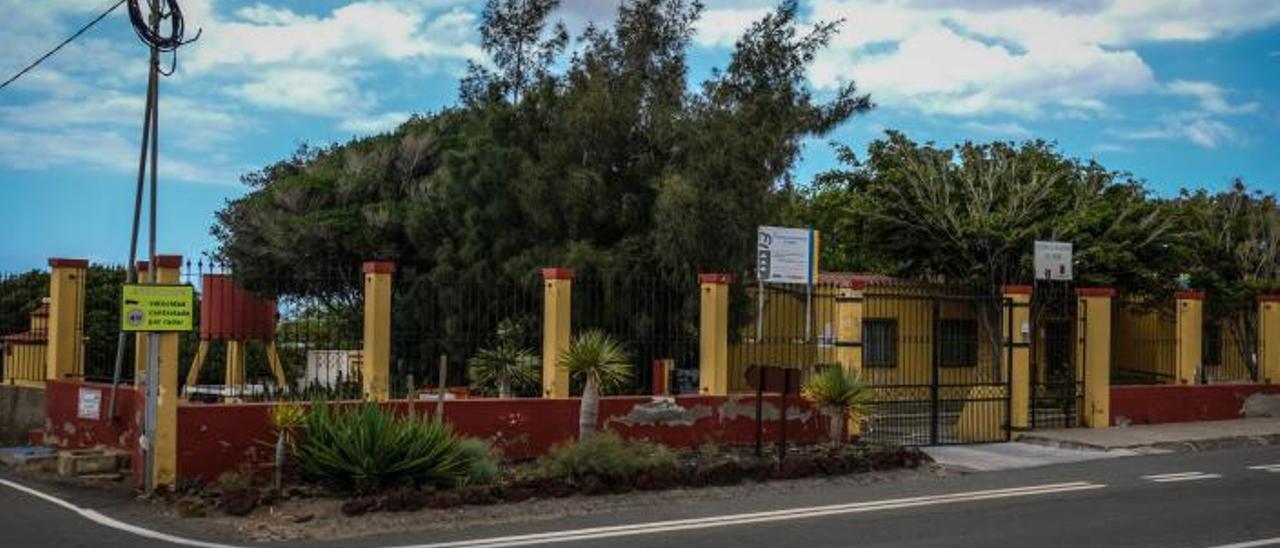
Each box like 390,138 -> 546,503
468,319 -> 540,398
270,402 -> 307,489
558,330 -> 631,439
801,365 -> 873,447
295,402 -> 468,494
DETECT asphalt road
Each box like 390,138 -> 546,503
3,445 -> 1280,548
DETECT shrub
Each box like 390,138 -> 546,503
537,431 -> 677,484
456,438 -> 502,486
295,403 -> 469,494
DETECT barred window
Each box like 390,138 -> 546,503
863,319 -> 897,368
938,319 -> 978,367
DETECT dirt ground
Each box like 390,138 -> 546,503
189,466 -> 951,543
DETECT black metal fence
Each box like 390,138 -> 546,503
1203,303 -> 1259,384
861,287 -> 1011,446
178,259 -> 363,402
1111,300 -> 1177,385
573,272 -> 699,395
727,281 -> 840,393
390,271 -> 543,399
1030,281 -> 1081,429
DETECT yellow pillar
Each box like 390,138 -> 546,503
133,261 -> 151,385
698,274 -> 731,396
46,258 -> 87,382
1175,290 -> 1205,385
1260,295 -> 1280,385
151,254 -> 182,488
1003,285 -> 1032,431
835,281 -> 865,375
1077,288 -> 1114,428
224,340 -> 246,389
541,268 -> 573,398
362,261 -> 394,401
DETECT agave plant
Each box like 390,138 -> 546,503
801,365 -> 873,447
270,402 -> 307,489
295,402 -> 469,494
467,319 -> 540,398
558,330 -> 631,439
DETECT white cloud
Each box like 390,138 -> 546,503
961,121 -> 1031,138
696,0 -> 1280,120
1166,80 -> 1257,114
338,111 -> 412,134
1112,112 -> 1238,149
231,70 -> 373,116
0,127 -> 230,184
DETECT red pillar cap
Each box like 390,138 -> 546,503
1001,285 -> 1033,295
1174,289 -> 1206,300
154,255 -> 183,269
1261,294 -> 1280,303
1076,287 -> 1117,298
542,267 -> 575,280
362,261 -> 396,274
840,279 -> 868,290
698,273 -> 733,285
48,258 -> 88,269
135,261 -> 150,272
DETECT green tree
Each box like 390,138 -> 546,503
558,330 -> 631,439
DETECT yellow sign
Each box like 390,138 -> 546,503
120,284 -> 195,332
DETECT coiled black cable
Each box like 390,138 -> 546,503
127,0 -> 200,53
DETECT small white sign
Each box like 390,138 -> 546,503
757,226 -> 816,285
1034,241 -> 1073,281
77,387 -> 102,420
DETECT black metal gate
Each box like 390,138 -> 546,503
1030,281 -> 1083,429
861,289 -> 1012,446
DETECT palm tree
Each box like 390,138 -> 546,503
558,330 -> 631,439
801,365 -> 873,447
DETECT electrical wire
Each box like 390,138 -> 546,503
0,0 -> 126,91
127,0 -> 200,52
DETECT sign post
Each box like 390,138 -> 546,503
757,226 -> 818,341
120,283 -> 193,492
1034,241 -> 1073,281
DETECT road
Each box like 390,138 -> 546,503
2,445 -> 1279,548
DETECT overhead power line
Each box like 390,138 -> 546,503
0,0 -> 127,91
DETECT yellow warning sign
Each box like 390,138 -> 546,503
120,284 -> 195,332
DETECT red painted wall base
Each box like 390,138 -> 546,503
1111,384 -> 1280,425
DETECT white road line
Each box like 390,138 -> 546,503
1204,536 -> 1280,548
1246,464 -> 1280,471
1142,472 -> 1208,480
385,482 -> 1108,548
1150,474 -> 1222,483
0,478 -> 243,548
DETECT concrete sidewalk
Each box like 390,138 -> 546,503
1018,417 -> 1280,452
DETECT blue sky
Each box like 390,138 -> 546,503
1,0 -> 1278,271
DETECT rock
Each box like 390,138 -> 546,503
291,513 -> 314,524
696,460 -> 745,486
501,484 -> 535,502
457,486 -> 499,505
340,497 -> 380,516
176,497 -> 207,518
380,488 -> 428,512
425,491 -> 462,509
774,455 -> 820,479
220,488 -> 259,517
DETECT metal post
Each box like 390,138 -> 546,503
754,384 -> 764,458
930,297 -> 940,446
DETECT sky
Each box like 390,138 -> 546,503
0,0 -> 1278,271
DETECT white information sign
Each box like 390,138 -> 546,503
757,226 -> 816,285
77,387 -> 102,420
1034,241 -> 1073,281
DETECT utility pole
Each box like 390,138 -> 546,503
140,0 -> 162,494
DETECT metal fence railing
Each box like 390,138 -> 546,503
1111,300 -> 1177,385
1,270 -> 50,385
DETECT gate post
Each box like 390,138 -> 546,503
1003,285 -> 1032,431
1077,288 -> 1115,428
542,268 -> 573,398
151,255 -> 182,488
835,280 -> 865,376
698,274 -> 731,396
46,258 -> 88,382
1175,290 -> 1205,385
1260,295 -> 1280,384
362,261 -> 394,401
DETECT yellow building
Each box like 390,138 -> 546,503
2,299 -> 50,386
